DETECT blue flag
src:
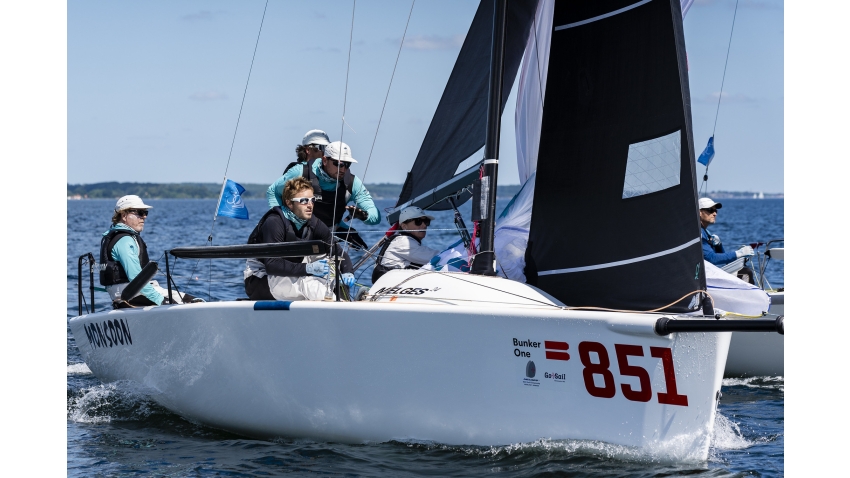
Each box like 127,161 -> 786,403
697,136 -> 715,167
216,179 -> 250,220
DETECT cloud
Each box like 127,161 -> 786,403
181,10 -> 224,21
740,0 -> 783,10
693,0 -> 782,10
128,134 -> 167,141
189,91 -> 228,101
400,34 -> 465,51
697,91 -> 758,104
303,46 -> 342,53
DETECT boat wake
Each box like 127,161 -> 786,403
67,381 -> 163,425
393,435 -> 712,465
722,375 -> 784,391
710,412 -> 752,452
387,409 -> 754,466
67,363 -> 92,375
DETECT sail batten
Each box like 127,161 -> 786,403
554,0 -> 653,31
538,238 -> 700,276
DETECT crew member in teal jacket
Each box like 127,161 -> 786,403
100,195 -> 196,306
266,141 -> 380,231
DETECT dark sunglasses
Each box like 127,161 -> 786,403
291,197 -> 317,205
405,217 -> 430,227
327,158 -> 352,169
701,207 -> 717,214
308,144 -> 325,152
126,209 -> 149,217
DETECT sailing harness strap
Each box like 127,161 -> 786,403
371,231 -> 426,283
303,158 -> 355,227
99,229 -> 150,286
283,160 -> 305,175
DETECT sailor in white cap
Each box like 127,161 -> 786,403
100,195 -> 198,306
698,197 -> 754,272
282,129 -> 331,175
266,140 -> 380,241
371,206 -> 440,283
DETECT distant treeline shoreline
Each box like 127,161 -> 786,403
67,182 -> 783,200
66,182 -> 523,200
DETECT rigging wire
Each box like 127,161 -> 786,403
700,0 -> 739,197
327,0 -> 358,300
531,3 -> 545,111
206,0 -> 269,245
340,0 -> 416,258
367,268 -> 710,314
191,0 -> 269,299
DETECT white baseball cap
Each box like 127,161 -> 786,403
302,129 -> 330,146
399,206 -> 435,223
115,195 -> 153,212
324,141 -> 357,163
698,197 -> 722,210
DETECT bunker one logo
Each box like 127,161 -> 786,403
515,337 -> 570,388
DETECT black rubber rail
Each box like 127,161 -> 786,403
170,241 -> 328,260
121,261 -> 159,301
655,316 -> 784,336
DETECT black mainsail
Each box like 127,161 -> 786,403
526,0 -> 704,312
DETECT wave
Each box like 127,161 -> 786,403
722,376 -> 784,392
67,363 -> 92,375
710,412 -> 752,451
67,381 -> 162,424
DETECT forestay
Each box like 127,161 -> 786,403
395,0 -> 539,210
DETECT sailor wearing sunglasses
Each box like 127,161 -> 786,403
698,197 -> 753,268
245,177 -> 355,301
371,206 -> 440,283
265,141 -> 380,236
281,129 -> 330,176
100,195 -> 198,306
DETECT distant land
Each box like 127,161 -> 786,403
704,191 -> 784,199
66,182 -> 523,200
67,182 -> 783,200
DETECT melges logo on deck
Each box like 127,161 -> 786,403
83,318 -> 133,349
372,286 -> 437,296
510,336 -> 689,406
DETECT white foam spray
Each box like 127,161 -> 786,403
67,363 -> 92,375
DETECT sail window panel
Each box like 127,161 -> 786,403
622,130 -> 681,199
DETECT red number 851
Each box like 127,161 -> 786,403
578,341 -> 688,406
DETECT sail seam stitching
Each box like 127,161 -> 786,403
554,0 -> 652,31
538,237 -> 700,275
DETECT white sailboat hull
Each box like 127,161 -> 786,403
724,292 -> 784,377
70,273 -> 730,460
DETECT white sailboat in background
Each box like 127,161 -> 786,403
69,0 -> 782,461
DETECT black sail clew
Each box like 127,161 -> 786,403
527,0 -> 704,312
396,0 -> 539,209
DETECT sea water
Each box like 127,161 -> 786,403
67,198 -> 784,476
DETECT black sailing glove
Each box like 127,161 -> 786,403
346,206 -> 368,221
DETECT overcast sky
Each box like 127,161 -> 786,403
62,0 -> 784,192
